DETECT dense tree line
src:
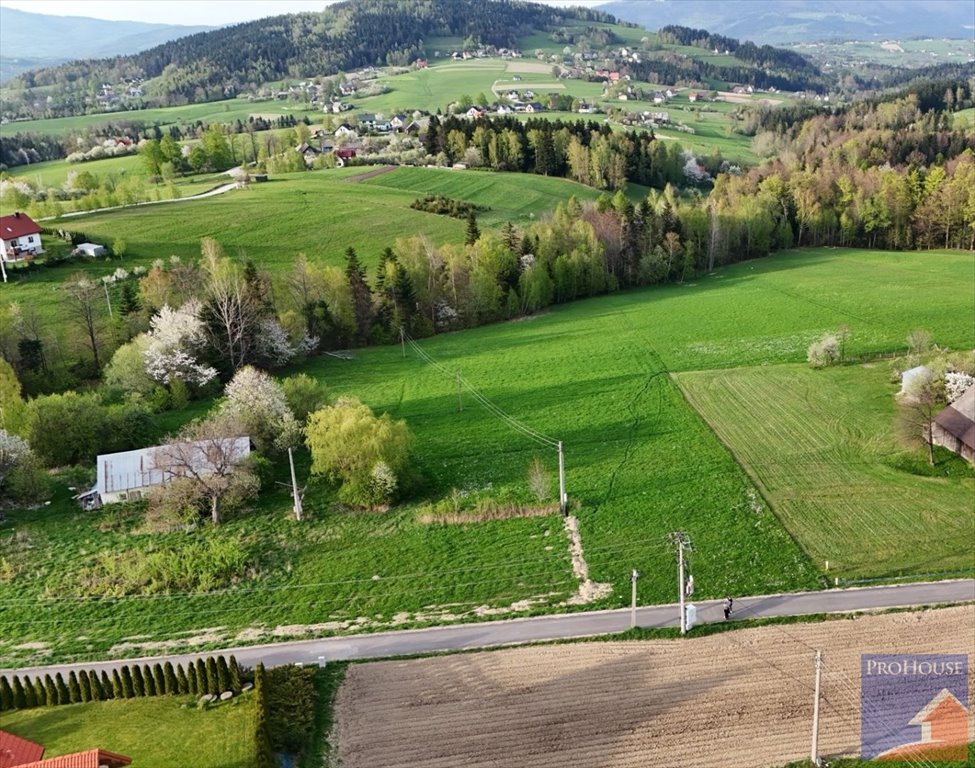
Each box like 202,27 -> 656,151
424,116 -> 687,190
0,655 -> 246,710
624,56 -> 826,94
4,0 -> 618,119
658,25 -> 819,78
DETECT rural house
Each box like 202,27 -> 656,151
931,385 -> 975,463
0,730 -> 131,768
0,212 -> 43,262
75,437 -> 251,509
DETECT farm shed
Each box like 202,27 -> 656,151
73,242 -> 106,257
75,436 -> 251,509
931,385 -> 975,464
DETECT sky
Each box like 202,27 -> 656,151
0,0 -> 608,27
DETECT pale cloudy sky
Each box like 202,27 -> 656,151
0,0 -> 608,26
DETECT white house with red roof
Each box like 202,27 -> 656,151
0,212 -> 43,262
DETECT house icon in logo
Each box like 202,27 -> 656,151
875,688 -> 969,762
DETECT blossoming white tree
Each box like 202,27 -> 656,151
220,365 -> 299,451
143,300 -> 218,387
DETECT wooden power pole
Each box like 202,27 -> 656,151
810,649 -> 823,766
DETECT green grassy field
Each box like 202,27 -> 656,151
8,153 -> 145,187
676,363 -> 975,579
0,97 -> 315,137
0,695 -> 257,767
1,168 -> 626,330
2,247 -> 971,666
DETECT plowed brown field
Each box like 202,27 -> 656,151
335,606 -> 975,768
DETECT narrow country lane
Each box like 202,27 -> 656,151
2,579 -> 971,677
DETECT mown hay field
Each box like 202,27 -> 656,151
676,363 -> 975,578
335,606 -> 975,768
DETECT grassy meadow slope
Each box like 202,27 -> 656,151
1,247 -> 972,665
2,168 -> 621,329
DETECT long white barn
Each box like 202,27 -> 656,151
76,437 -> 251,508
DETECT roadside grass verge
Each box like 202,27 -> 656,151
0,694 -> 257,767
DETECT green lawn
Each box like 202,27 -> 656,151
676,363 -> 975,579
3,247 -> 972,666
8,154 -> 145,188
0,695 -> 257,767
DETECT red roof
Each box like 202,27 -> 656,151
0,213 -> 41,240
0,730 -> 45,768
15,749 -> 131,768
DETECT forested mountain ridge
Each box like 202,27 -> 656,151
2,0 -> 617,118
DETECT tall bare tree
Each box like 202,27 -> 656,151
200,238 -> 259,374
63,273 -> 104,369
150,416 -> 256,525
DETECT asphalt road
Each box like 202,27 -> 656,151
3,579 -> 972,678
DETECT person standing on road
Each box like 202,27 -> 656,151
723,596 -> 733,620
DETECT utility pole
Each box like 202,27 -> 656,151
287,446 -> 303,522
810,649 -> 823,766
456,374 -> 463,412
400,326 -> 406,358
557,441 -> 566,516
0,256 -> 6,284
630,569 -> 639,628
668,531 -> 692,634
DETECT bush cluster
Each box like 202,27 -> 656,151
410,194 -> 485,219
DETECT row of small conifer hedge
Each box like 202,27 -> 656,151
0,654 -> 248,710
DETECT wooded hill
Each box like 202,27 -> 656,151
3,0 -> 617,117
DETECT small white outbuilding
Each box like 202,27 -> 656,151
75,242 -> 107,257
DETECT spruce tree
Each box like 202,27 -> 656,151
34,677 -> 47,706
465,210 -> 480,245
129,665 -> 143,697
187,663 -> 199,695
143,665 -> 157,696
55,673 -> 69,704
12,676 -> 27,709
153,663 -> 166,696
229,655 -> 242,692
345,247 -> 374,345
176,664 -> 189,695
206,657 -> 219,695
254,663 -> 275,768
45,675 -> 58,706
68,671 -> 81,703
164,662 -> 178,695
100,671 -> 113,700
113,669 -> 125,699
216,656 -> 231,692
24,677 -> 37,708
89,672 -> 103,701
0,676 -> 13,710
79,670 -> 92,702
196,659 -> 208,694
